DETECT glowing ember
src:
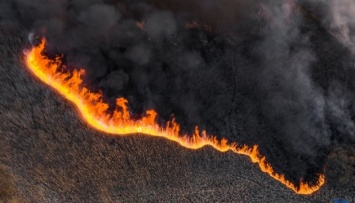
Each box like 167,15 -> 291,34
185,21 -> 212,33
136,21 -> 145,31
25,38 -> 325,195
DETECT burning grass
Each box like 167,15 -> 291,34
23,38 -> 325,195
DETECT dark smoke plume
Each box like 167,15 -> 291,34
2,0 -> 355,186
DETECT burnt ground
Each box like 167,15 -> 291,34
0,21 -> 355,203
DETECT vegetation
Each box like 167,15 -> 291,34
0,165 -> 16,203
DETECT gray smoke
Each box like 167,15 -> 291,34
327,0 -> 355,53
1,0 -> 355,186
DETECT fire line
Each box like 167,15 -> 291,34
24,38 -> 325,195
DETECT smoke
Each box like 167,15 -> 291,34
257,5 -> 329,156
327,0 -> 355,53
2,0 -> 355,186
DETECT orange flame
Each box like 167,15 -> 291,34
25,38 -> 325,195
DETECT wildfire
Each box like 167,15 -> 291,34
25,38 -> 325,195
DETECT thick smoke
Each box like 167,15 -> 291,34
1,0 -> 355,186
327,0 -> 355,53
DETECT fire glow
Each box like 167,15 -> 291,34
25,38 -> 325,195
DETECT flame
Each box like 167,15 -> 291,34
24,38 -> 325,195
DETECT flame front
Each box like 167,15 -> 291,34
25,39 -> 325,195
